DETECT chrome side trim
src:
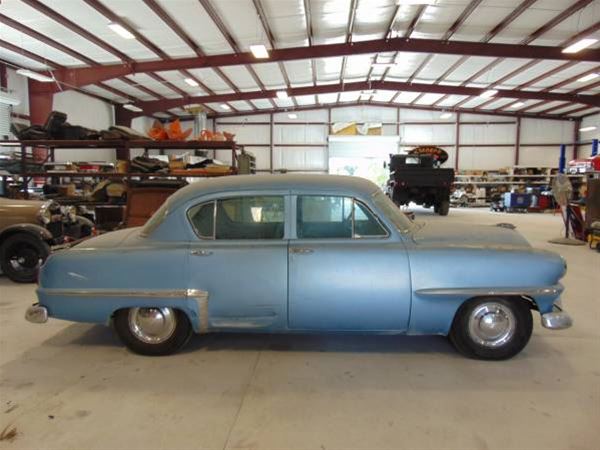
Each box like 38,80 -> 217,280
39,288 -> 188,298
187,289 -> 209,333
25,304 -> 48,324
415,285 -> 563,298
541,311 -> 573,330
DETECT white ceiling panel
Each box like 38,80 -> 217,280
41,0 -> 157,61
295,95 -> 317,106
444,56 -> 497,83
228,101 -> 254,111
392,92 -> 420,104
262,0 -> 309,49
283,60 -> 314,85
250,63 -> 286,89
102,78 -> 156,101
250,99 -> 274,109
344,54 -> 374,79
414,93 -> 445,105
467,58 -> 533,86
152,71 -> 205,97
416,54 -> 464,82
452,0 -> 527,42
218,65 -> 264,92
569,107 -> 599,117
411,1 -> 477,40
386,53 -> 429,79
525,101 -> 565,113
476,98 -> 517,110
1,1 -> 120,64
316,93 -> 338,104
436,95 -> 468,107
495,60 -> 566,88
372,90 -> 396,102
311,0 -> 352,44
339,91 -> 362,102
82,84 -> 127,102
315,56 -> 343,83
274,97 -> 294,108
155,0 -> 233,54
184,68 -> 235,94
0,49 -> 48,70
206,0 -> 268,52
526,63 -> 599,90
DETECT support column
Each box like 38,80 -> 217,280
28,80 -> 53,162
514,116 -> 521,166
454,112 -> 461,171
573,119 -> 581,159
114,104 -> 134,160
269,113 -> 274,173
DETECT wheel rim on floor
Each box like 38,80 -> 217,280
467,302 -> 516,348
128,307 -> 177,344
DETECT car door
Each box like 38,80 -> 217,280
187,193 -> 290,331
288,194 -> 411,331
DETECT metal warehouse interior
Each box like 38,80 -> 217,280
0,0 -> 599,449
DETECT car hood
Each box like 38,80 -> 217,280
412,222 -> 531,249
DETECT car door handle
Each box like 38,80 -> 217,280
290,247 -> 314,255
190,249 -> 212,256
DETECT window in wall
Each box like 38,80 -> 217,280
188,196 -> 285,240
297,196 -> 387,239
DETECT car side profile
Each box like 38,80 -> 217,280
26,175 -> 572,360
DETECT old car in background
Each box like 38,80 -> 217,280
0,198 -> 93,283
26,175 -> 571,360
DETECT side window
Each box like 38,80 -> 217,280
354,201 -> 387,237
188,201 -> 215,239
297,196 -> 352,238
189,196 -> 285,240
297,196 -> 387,239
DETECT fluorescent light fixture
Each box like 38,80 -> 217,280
108,22 -> 135,39
16,68 -> 53,82
562,38 -> 598,54
577,72 -> 599,83
276,90 -> 289,99
184,78 -> 199,87
510,101 -> 525,108
288,113 -> 298,119
579,126 -> 597,132
361,89 -> 376,95
479,89 -> 498,99
220,104 -> 231,111
123,103 -> 142,112
249,44 -> 269,59
0,90 -> 20,106
440,112 -> 452,119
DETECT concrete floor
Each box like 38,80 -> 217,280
1,207 -> 599,450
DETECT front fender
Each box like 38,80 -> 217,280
0,223 -> 53,244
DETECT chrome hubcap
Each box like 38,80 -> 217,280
468,302 -> 516,348
128,307 -> 176,344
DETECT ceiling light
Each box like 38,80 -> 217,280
16,68 -> 53,82
372,62 -> 397,68
479,89 -> 498,99
361,89 -> 376,95
276,90 -> 289,99
184,78 -> 199,87
579,126 -> 597,132
123,103 -> 142,112
577,73 -> 599,83
510,102 -> 525,108
440,112 -> 452,119
0,90 -> 20,106
563,38 -> 598,54
288,113 -> 298,119
220,104 -> 231,111
250,44 -> 269,59
108,22 -> 135,39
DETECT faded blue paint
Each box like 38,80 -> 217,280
35,174 -> 568,337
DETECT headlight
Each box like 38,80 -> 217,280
37,201 -> 53,225
63,206 -> 77,222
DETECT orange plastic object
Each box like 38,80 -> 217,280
199,129 -> 214,141
223,132 -> 235,141
147,120 -> 168,141
167,119 -> 192,141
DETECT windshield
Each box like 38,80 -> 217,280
371,190 -> 416,234
140,199 -> 170,237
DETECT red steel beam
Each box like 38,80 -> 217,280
132,80 -> 599,116
187,100 -> 570,121
38,36 -> 600,92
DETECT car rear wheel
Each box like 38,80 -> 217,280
449,297 -> 532,360
437,200 -> 450,216
0,233 -> 50,283
114,307 -> 193,356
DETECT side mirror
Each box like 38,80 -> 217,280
383,162 -> 387,169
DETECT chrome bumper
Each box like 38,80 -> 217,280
541,310 -> 572,330
25,304 -> 48,324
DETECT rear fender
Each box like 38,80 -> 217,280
0,223 -> 53,245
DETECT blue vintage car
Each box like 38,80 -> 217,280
25,175 -> 572,359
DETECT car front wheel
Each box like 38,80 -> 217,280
114,307 -> 193,356
449,297 -> 532,360
0,233 -> 51,283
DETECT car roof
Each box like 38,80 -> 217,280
167,174 -> 380,209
